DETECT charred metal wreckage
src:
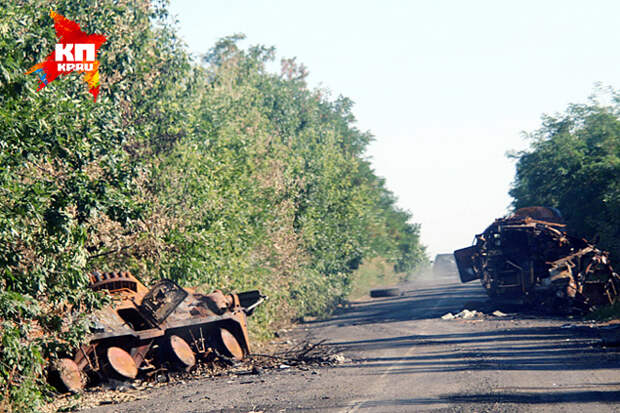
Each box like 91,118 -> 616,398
50,271 -> 265,393
454,207 -> 620,312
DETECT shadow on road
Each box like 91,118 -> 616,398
315,282 -> 486,327
331,326 -> 612,372
314,277 -> 620,377
351,388 -> 620,408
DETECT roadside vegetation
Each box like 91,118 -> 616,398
348,257 -> 413,301
510,88 -> 620,261
509,87 -> 620,320
0,1 -> 426,410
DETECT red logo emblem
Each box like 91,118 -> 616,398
26,11 -> 107,102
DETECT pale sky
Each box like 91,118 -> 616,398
169,0 -> 620,258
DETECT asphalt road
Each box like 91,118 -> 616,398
85,272 -> 620,412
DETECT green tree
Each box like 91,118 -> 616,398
0,1 -> 192,410
509,88 -> 620,261
0,2 -> 426,410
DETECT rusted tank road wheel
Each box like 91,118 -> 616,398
168,335 -> 196,369
106,347 -> 138,379
219,328 -> 244,360
51,358 -> 83,393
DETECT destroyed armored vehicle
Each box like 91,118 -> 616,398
454,207 -> 620,311
50,271 -> 265,392
433,253 -> 458,277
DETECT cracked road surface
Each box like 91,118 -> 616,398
85,272 -> 620,412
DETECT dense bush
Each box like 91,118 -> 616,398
510,89 -> 620,261
0,1 -> 425,410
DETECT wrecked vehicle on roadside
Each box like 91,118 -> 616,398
454,207 -> 620,312
432,253 -> 458,277
50,271 -> 265,392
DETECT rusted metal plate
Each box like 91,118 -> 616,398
454,206 -> 620,311
130,342 -> 153,367
513,206 -> 565,224
454,246 -> 479,283
140,279 -> 188,324
237,290 -> 266,315
169,335 -> 196,368
132,328 -> 165,340
106,347 -> 138,379
165,314 -> 229,329
53,358 -> 83,393
219,328 -> 244,360
49,269 -> 264,391
89,271 -> 149,296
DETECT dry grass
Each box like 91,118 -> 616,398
348,257 -> 410,301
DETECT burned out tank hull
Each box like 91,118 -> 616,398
50,271 -> 265,392
454,207 -> 620,311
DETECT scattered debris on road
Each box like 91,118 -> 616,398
45,333 -> 341,412
329,354 -> 349,364
441,309 -> 483,320
252,338 -> 345,368
441,309 -> 513,320
454,206 -> 620,313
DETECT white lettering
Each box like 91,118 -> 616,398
54,44 -> 95,62
57,62 -> 92,72
55,44 -> 73,61
74,44 -> 95,62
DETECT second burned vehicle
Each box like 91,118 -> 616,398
50,271 -> 265,393
433,253 -> 458,277
454,207 -> 620,311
